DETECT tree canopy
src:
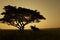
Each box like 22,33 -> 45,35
0,5 -> 46,31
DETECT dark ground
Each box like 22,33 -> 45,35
0,28 -> 60,40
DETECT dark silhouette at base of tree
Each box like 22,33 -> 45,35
0,5 -> 46,31
30,25 -> 40,31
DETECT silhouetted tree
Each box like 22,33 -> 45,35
0,5 -> 46,31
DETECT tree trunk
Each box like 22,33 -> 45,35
19,26 -> 24,32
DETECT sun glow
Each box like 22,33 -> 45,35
0,0 -> 60,29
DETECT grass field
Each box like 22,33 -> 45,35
0,28 -> 60,40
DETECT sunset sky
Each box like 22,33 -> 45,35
0,0 -> 60,29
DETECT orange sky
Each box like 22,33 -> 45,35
0,0 -> 60,29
